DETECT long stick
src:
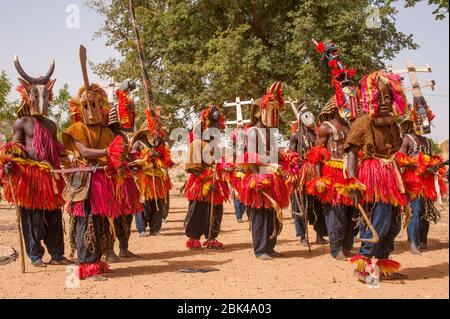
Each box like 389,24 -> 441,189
208,164 -> 217,240
356,204 -> 380,244
294,191 -> 311,255
128,0 -> 154,111
8,176 -> 25,273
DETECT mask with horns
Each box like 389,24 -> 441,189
14,55 -> 56,117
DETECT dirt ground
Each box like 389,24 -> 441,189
0,180 -> 448,299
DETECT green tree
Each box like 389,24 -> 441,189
49,84 -> 72,133
430,138 -> 443,155
0,72 -> 16,142
403,0 -> 448,20
0,71 -> 12,118
88,0 -> 418,135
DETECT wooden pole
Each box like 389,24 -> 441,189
208,164 -> 217,242
356,204 -> 379,244
8,176 -> 26,273
128,0 -> 154,111
294,191 -> 311,255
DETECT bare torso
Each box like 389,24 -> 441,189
12,115 -> 58,160
316,118 -> 349,159
399,133 -> 432,157
289,127 -> 316,156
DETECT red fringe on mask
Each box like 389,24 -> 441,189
116,176 -> 143,215
32,119 -> 65,168
237,172 -> 289,209
305,146 -> 330,165
76,261 -> 109,280
376,259 -> 401,277
89,171 -> 120,218
2,162 -> 64,211
361,71 -> 407,118
107,135 -> 126,170
185,169 -> 230,205
358,159 -> 406,206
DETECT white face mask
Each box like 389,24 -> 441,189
415,107 -> 431,135
298,107 -> 315,128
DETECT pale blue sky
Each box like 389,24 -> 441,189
0,1 -> 448,141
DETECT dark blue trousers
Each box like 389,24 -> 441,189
185,201 -> 223,240
291,193 -> 327,238
248,207 -> 281,257
324,204 -> 357,257
359,202 -> 401,259
407,197 -> 430,246
20,207 -> 65,263
74,202 -> 107,264
234,198 -> 246,220
114,214 -> 134,250
135,199 -> 163,234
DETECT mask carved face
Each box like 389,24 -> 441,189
261,82 -> 283,128
14,56 -> 56,117
412,97 -> 433,135
20,80 -> 56,117
377,81 -> 393,116
209,106 -> 220,129
80,90 -> 104,125
298,106 -> 315,128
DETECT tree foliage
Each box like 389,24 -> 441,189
49,84 -> 72,133
0,71 -> 12,119
88,0 -> 418,135
403,0 -> 448,20
0,72 -> 16,142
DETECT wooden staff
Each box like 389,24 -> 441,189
207,163 -> 217,241
356,204 -> 379,244
8,176 -> 26,273
128,0 -> 154,111
294,191 -> 311,255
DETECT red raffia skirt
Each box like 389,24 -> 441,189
115,175 -> 143,215
72,170 -> 121,218
298,160 -> 317,191
185,169 -> 230,205
402,168 -> 448,201
237,172 -> 290,210
358,159 -> 406,207
306,161 -> 352,206
3,162 -> 64,211
136,171 -> 171,201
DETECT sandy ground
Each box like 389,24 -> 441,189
0,180 -> 448,299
